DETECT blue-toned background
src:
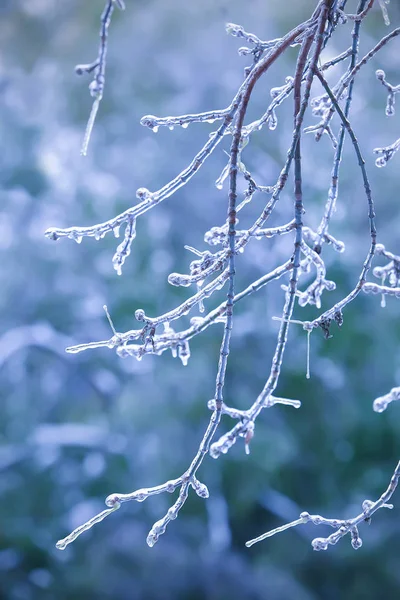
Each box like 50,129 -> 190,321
1,1 -> 400,598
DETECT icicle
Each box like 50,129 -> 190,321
103,305 -> 118,336
306,328 -> 311,379
381,274 -> 387,308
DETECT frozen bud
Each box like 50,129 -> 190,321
192,480 -> 209,498
168,273 -> 192,287
372,266 -> 385,278
376,69 -> 385,81
166,481 -> 176,493
350,527 -> 363,549
325,280 -> 336,292
146,519 -> 166,547
136,187 -> 151,200
75,65 -> 85,76
225,23 -> 242,36
105,494 -> 121,507
333,240 -> 345,253
351,535 -> 362,550
375,156 -> 387,168
135,309 -> 146,321
300,512 -> 310,521
362,499 -> 374,513
140,115 -> 157,128
89,79 -> 102,98
45,228 -> 59,241
312,537 -> 329,551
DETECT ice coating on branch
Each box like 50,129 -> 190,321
112,217 -> 136,275
373,138 -> 400,168
373,387 -> 400,412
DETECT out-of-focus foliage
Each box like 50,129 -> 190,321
1,1 -> 400,598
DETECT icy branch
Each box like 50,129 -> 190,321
373,387 -> 400,413
53,0 -> 400,552
77,0 -> 125,156
246,461 -> 400,551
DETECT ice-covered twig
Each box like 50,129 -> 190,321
373,137 -> 400,168
376,69 -> 400,116
373,386 -> 400,412
306,69 -> 376,334
246,460 -> 400,550
225,22 -> 282,54
303,227 -> 345,253
314,26 -> 400,141
338,0 -> 375,23
77,0 -> 125,156
362,282 -> 400,297
205,221 -> 295,246
371,243 -> 400,306
378,0 -> 391,26
66,262 -> 292,360
210,3 -> 330,458
56,471 -> 209,549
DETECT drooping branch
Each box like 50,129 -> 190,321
53,0 -> 400,554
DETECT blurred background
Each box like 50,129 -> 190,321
1,0 -> 400,598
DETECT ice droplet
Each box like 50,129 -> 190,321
375,157 -> 387,168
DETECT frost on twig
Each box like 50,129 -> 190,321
246,461 -> 400,551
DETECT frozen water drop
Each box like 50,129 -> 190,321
375,157 -> 387,168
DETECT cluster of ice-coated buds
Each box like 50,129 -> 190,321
373,244 -> 400,287
374,70 -> 400,167
376,69 -> 400,117
168,246 -> 227,288
304,92 -> 338,147
363,244 -> 400,307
